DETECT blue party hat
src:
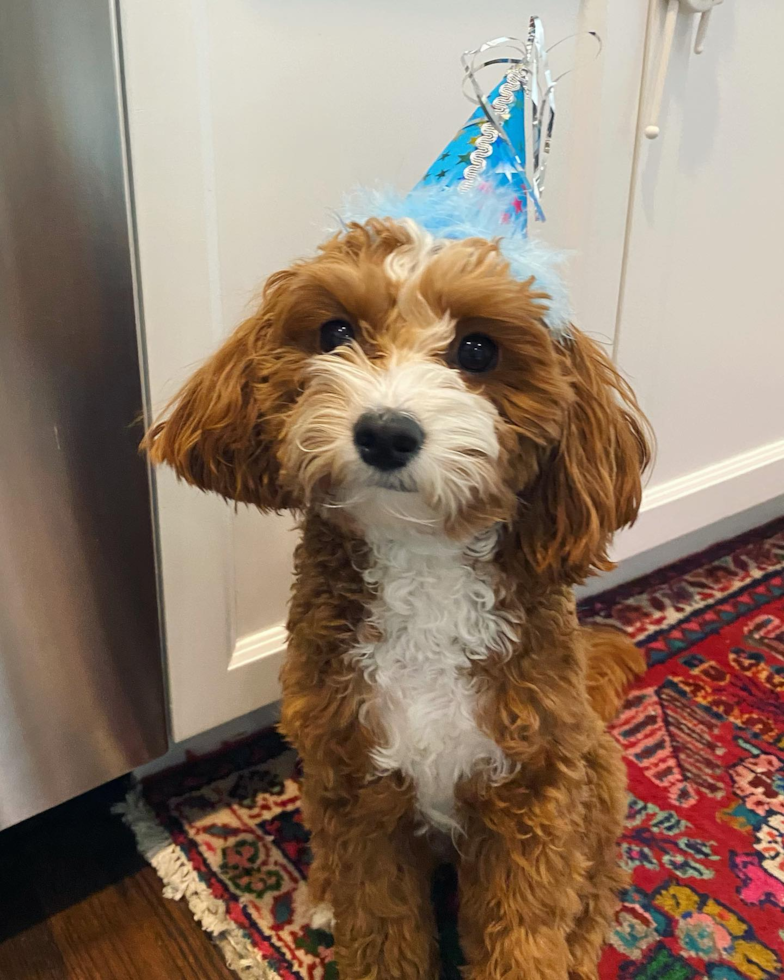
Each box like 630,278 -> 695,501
340,17 -> 572,335
414,61 -> 537,236
413,17 -> 554,234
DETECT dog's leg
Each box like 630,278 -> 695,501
565,736 -> 628,980
304,845 -> 336,931
302,776 -> 439,980
457,786 -> 589,980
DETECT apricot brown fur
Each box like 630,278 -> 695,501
145,216 -> 652,980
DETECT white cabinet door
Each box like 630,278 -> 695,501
613,1 -> 784,562
121,0 -> 647,740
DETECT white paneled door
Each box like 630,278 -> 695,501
121,0 -> 648,740
612,0 -> 784,562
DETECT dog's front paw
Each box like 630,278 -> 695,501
310,902 -> 336,931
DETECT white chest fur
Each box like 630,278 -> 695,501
351,527 -> 517,831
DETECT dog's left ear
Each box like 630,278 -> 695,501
142,271 -> 296,511
519,329 -> 652,582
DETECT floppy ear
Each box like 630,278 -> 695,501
142,273 -> 296,511
520,329 -> 652,582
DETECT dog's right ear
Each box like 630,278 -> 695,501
142,272 -> 296,511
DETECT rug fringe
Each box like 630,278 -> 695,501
113,784 -> 279,980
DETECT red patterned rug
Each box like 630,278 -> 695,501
117,518 -> 784,979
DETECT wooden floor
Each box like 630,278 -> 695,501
0,778 -> 236,980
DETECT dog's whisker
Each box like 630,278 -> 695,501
321,488 -> 371,510
380,504 -> 438,527
295,440 -> 324,454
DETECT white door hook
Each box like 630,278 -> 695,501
645,0 -> 723,140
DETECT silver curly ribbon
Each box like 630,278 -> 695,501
459,16 -> 601,225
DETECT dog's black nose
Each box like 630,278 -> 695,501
353,411 -> 424,471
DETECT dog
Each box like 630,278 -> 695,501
144,204 -> 651,979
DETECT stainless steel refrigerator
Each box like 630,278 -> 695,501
0,0 -> 168,829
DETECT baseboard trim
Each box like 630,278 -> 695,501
640,438 -> 784,513
613,438 -> 784,562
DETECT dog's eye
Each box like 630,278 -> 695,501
457,333 -> 498,373
319,319 -> 355,353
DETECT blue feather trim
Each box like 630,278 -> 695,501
338,184 -> 572,335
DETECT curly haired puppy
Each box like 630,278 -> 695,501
145,205 -> 651,979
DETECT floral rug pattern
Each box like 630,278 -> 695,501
119,518 -> 784,979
